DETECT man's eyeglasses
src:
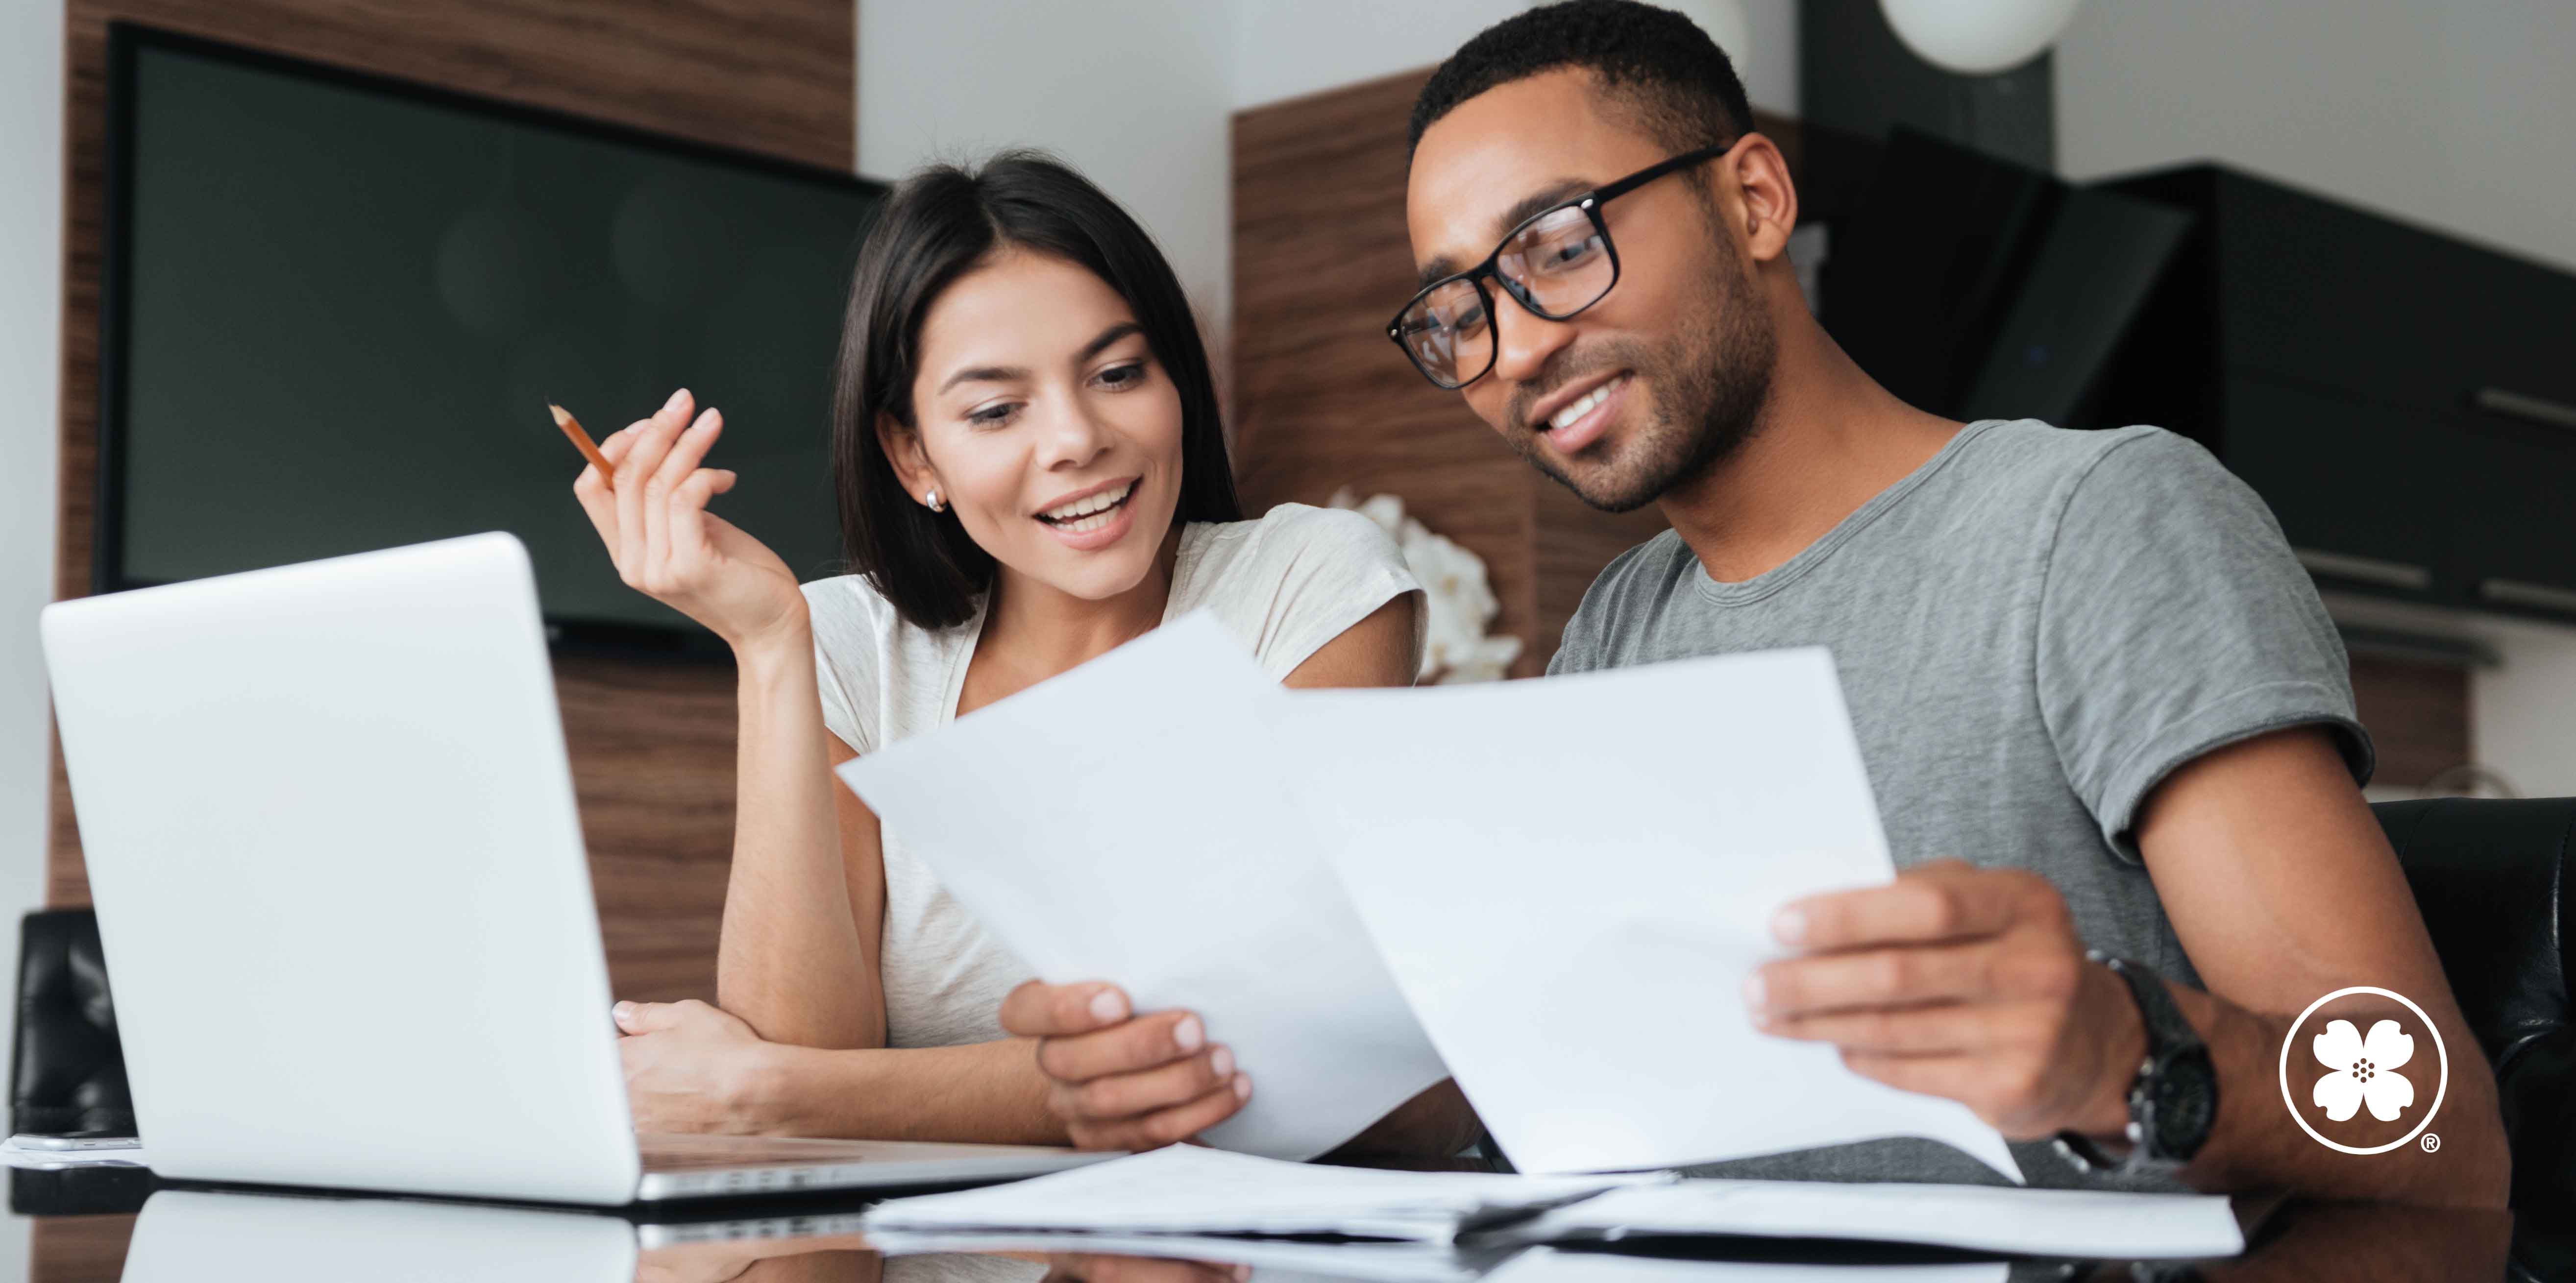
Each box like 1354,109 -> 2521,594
1387,141 -> 1736,390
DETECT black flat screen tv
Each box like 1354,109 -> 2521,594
98,24 -> 883,655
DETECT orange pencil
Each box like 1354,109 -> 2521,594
548,403 -> 615,487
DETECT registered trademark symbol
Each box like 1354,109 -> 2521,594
2421,1133 -> 2441,1153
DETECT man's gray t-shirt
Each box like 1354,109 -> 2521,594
1548,419 -> 2372,1190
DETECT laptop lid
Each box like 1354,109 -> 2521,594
43,533 -> 641,1204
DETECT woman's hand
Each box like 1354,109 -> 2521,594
615,998 -> 787,1135
572,388 -> 807,653
998,981 -> 1250,1150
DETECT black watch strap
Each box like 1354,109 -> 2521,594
2051,952 -> 2213,1179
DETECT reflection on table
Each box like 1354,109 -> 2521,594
8,1165 -> 2515,1283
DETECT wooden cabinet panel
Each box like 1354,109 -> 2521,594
1231,71 -> 1545,676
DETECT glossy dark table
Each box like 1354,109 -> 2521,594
3,1164 -> 2523,1283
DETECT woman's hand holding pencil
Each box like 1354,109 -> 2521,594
567,387 -> 807,653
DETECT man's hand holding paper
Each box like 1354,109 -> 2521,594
1750,859 -> 2149,1142
1275,645 -> 2021,1179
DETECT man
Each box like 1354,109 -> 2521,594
1004,0 -> 2507,1204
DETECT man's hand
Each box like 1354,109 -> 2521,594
1744,858 -> 2146,1140
615,998 -> 785,1135
998,981 -> 1251,1150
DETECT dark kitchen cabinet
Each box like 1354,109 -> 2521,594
2218,375 -> 2453,602
2096,163 -> 2576,621
2450,416 -> 2576,614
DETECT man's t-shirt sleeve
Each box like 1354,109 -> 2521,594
2036,429 -> 2374,862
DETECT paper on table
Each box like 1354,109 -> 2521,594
859,1145 -> 1668,1243
834,613 -> 1449,1159
1273,648 -> 2019,1181
0,1140 -> 149,1170
1482,1247 -> 2007,1283
1500,1180 -> 2242,1260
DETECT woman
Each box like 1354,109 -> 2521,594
573,153 -> 1466,1153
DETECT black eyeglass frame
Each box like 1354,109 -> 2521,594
1386,140 -> 1738,390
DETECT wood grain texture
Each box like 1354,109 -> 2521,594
2348,655 -> 2473,790
29,1214 -> 135,1283
1231,71 -> 1549,673
1230,72 -> 1808,674
45,0 -> 852,1010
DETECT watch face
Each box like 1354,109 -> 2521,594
2149,1046 -> 2219,1159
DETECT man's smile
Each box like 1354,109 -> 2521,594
1515,365 -> 1638,456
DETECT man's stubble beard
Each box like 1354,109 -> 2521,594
1512,243 -> 1778,515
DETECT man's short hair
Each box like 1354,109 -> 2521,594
1409,0 -> 1756,160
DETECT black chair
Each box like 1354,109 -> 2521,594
9,909 -> 133,1139
2374,798 -> 2574,1281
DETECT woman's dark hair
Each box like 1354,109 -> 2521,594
831,150 -> 1243,629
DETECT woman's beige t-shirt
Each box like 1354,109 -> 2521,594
801,503 -> 1424,1049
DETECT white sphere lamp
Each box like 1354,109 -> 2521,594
1879,0 -> 2084,75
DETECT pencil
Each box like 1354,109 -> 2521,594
549,403 -> 615,486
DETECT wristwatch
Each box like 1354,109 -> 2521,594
2050,952 -> 2218,1179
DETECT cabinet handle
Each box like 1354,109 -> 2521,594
2472,387 -> 2576,432
2293,547 -> 2431,591
2480,578 -> 2576,614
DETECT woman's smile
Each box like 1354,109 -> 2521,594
1036,476 -> 1140,529
1035,476 -> 1143,549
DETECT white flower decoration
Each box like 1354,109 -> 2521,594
1328,488 -> 1524,684
2310,1017 -> 2415,1122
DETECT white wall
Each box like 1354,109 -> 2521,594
2056,0 -> 2576,273
1,0 -> 64,1273
859,0 -> 1800,368
857,0 -> 1236,347
2475,624 -> 2576,798
2055,1 -> 2576,793
1232,0 -> 1797,116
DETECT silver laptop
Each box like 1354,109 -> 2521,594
42,533 -> 1113,1204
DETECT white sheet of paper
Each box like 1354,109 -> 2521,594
834,613 -> 1449,1159
1273,648 -> 2019,1181
0,1142 -> 150,1171
859,1145 -> 1667,1243
1504,1180 -> 2241,1260
1482,1246 -> 2006,1283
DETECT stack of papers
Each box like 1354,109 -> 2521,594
0,1138 -> 150,1170
863,1148 -> 2241,1263
858,1146 -> 1667,1244
1500,1180 -> 2243,1260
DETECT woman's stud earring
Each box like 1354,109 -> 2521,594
925,488 -> 944,513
